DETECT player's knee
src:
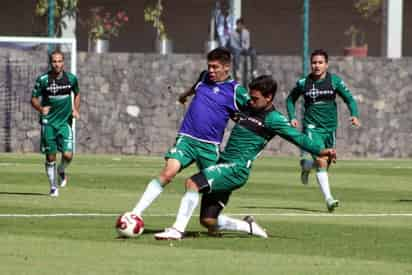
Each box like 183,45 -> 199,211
62,152 -> 73,161
159,171 -> 176,184
200,217 -> 217,229
46,154 -> 57,162
185,178 -> 200,192
159,159 -> 181,184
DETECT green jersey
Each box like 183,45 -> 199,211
32,71 -> 79,128
286,73 -> 359,131
220,106 -> 323,167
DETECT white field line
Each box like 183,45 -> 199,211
1,213 -> 412,218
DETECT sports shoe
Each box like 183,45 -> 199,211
326,198 -> 339,212
154,228 -> 183,240
300,170 -> 310,185
58,172 -> 67,187
49,188 -> 59,197
243,216 -> 268,238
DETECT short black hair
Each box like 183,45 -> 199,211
248,75 -> 278,100
207,47 -> 231,64
236,18 -> 244,25
311,49 -> 328,63
49,49 -> 64,63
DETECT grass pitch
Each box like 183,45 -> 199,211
1,153 -> 412,275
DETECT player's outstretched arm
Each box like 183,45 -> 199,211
177,88 -> 195,105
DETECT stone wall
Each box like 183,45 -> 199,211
1,49 -> 412,158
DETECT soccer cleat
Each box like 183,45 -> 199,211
243,216 -> 268,238
326,198 -> 339,212
49,188 -> 59,197
154,228 -> 183,240
300,170 -> 310,185
59,172 -> 68,187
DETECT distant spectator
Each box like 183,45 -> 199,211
229,18 -> 258,80
215,0 -> 235,48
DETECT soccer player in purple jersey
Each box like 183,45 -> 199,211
130,48 -> 250,218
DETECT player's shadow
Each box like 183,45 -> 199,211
398,199 -> 412,202
141,230 -> 298,240
0,191 -> 47,196
240,205 -> 324,213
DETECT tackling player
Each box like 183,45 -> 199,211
154,75 -> 337,240
130,48 -> 250,217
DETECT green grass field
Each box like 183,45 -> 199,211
1,153 -> 412,275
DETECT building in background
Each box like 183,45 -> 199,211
0,0 -> 410,56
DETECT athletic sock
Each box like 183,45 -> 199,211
132,179 -> 163,216
45,161 -> 57,189
172,191 -> 199,233
216,214 -> 250,233
316,169 -> 332,201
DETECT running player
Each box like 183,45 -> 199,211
286,49 -> 360,211
31,50 -> 80,197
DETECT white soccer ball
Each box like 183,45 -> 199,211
115,212 -> 144,238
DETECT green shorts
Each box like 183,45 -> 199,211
301,126 -> 335,159
165,135 -> 220,170
41,123 -> 73,154
200,161 -> 250,193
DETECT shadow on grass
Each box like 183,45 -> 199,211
240,205 -> 324,213
131,229 -> 298,240
0,191 -> 47,196
398,199 -> 412,202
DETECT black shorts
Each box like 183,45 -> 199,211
200,191 -> 231,219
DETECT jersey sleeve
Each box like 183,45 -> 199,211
267,111 -> 323,156
71,75 -> 80,94
67,73 -> 80,94
31,76 -> 43,98
332,74 -> 359,117
286,79 -> 305,121
234,85 -> 250,111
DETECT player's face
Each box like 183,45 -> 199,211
249,89 -> 272,111
208,60 -> 230,82
311,55 -> 328,79
50,53 -> 64,74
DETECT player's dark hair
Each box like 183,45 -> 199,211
49,49 -> 65,63
311,49 -> 328,63
248,75 -> 278,100
236,18 -> 244,25
207,47 -> 231,64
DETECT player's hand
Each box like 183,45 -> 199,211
178,94 -> 187,105
319,149 -> 337,164
41,106 -> 50,115
290,119 -> 299,128
72,109 -> 80,119
350,116 -> 361,128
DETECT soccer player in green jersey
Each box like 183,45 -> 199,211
286,49 -> 360,211
31,50 -> 80,197
154,75 -> 337,240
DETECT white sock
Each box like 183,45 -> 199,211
217,215 -> 250,233
172,191 -> 199,233
316,171 -> 333,201
45,161 -> 57,189
132,179 -> 163,216
58,157 -> 71,174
